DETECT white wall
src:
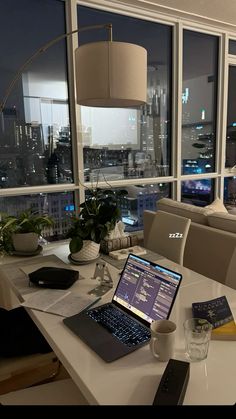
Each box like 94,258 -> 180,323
95,0 -> 236,30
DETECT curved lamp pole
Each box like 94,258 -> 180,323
0,24 -> 112,114
0,22 -> 147,118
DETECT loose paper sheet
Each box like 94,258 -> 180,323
21,289 -> 100,317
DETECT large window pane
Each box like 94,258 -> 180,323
224,177 -> 236,208
229,40 -> 236,55
0,192 -> 75,241
225,66 -> 236,169
0,0 -> 73,188
181,178 -> 214,206
78,6 -> 172,181
85,183 -> 171,232
182,30 -> 218,175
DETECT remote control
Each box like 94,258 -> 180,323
152,359 -> 190,405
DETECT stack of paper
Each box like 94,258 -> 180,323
21,289 -> 100,317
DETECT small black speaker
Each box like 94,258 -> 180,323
152,359 -> 190,405
29,267 -> 79,289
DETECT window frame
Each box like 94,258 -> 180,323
0,0 -> 235,223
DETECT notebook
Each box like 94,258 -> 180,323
63,254 -> 182,362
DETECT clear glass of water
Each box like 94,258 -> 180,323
183,318 -> 212,361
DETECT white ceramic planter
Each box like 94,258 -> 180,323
12,232 -> 39,253
71,240 -> 100,262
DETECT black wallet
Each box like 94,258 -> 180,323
29,267 -> 79,289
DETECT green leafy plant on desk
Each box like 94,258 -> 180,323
0,209 -> 54,254
66,187 -> 127,262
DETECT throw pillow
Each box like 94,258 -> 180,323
205,198 -> 228,213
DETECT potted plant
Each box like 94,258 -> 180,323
67,188 -> 127,262
0,209 -> 54,254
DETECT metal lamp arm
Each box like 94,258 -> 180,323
0,23 -> 112,113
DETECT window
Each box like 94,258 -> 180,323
181,178 -> 214,206
0,192 -> 75,241
224,177 -> 236,207
225,66 -> 236,169
229,40 -> 236,55
0,1 -> 231,239
85,183 -> 171,231
78,5 -> 172,181
182,30 -> 218,175
0,0 -> 73,188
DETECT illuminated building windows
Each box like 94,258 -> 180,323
182,30 -> 218,175
181,179 -> 214,206
78,5 -> 172,181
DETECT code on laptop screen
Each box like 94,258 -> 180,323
113,254 -> 182,324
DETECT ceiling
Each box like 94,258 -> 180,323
151,0 -> 236,26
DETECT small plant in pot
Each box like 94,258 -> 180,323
0,209 -> 54,254
67,188 -> 127,262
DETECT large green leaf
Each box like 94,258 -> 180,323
69,236 -> 83,253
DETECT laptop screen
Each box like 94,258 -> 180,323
113,254 -> 182,326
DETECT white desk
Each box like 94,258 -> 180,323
1,241 -> 236,405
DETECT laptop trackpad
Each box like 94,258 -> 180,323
63,312 -> 134,362
64,311 -> 114,346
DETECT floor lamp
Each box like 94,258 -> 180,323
0,23 -> 147,116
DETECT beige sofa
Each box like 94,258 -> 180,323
143,198 -> 236,287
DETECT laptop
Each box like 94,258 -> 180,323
63,254 -> 182,362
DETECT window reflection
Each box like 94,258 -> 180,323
182,30 -> 218,175
85,183 -> 171,231
181,178 -> 213,206
0,192 -> 75,241
78,5 -> 172,182
229,40 -> 236,55
0,0 -> 73,188
224,177 -> 236,207
226,66 -> 236,169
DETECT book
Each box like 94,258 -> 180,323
192,296 -> 236,340
21,289 -> 100,318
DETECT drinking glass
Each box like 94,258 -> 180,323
184,318 -> 212,361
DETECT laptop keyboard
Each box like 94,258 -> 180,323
88,305 -> 151,347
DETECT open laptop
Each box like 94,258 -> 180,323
63,254 -> 182,362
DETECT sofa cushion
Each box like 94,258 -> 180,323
208,212 -> 236,233
205,198 -> 228,214
228,208 -> 236,215
157,198 -> 211,225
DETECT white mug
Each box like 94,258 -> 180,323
150,319 -> 176,362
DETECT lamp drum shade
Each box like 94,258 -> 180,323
75,41 -> 147,107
